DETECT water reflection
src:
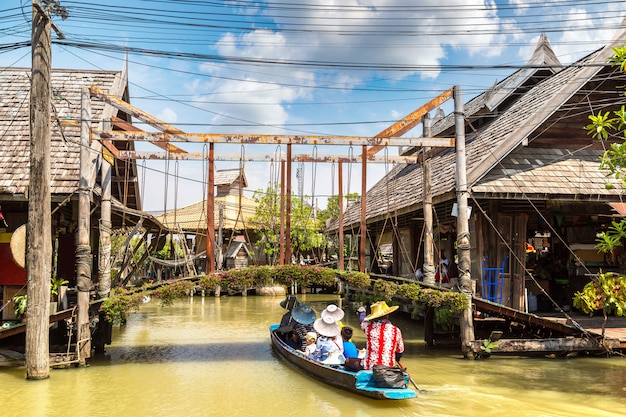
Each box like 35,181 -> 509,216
1,294 -> 625,417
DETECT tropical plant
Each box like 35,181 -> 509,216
477,339 -> 499,359
585,44 -> 626,255
573,272 -> 626,316
50,276 -> 69,299
250,185 -> 330,265
12,294 -> 28,318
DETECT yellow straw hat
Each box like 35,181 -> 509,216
363,301 -> 399,321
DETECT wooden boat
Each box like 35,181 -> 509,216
269,324 -> 417,400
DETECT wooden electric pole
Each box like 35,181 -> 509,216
26,0 -> 53,380
454,86 -> 476,359
25,0 -> 67,379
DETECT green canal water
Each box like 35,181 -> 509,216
1,294 -> 625,417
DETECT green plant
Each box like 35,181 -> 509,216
340,271 -> 371,289
12,294 -> 28,317
477,339 -> 499,359
153,280 -> 196,307
573,272 -> 626,316
373,279 -> 398,302
50,276 -> 69,298
434,307 -> 456,329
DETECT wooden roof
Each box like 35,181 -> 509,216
334,30 -> 626,230
0,67 -> 141,211
156,194 -> 258,232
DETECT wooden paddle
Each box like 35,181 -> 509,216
398,361 -> 422,392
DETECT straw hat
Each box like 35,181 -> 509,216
321,304 -> 344,322
363,301 -> 399,321
10,224 -> 26,268
292,304 -> 316,325
313,315 -> 340,337
305,332 -> 317,342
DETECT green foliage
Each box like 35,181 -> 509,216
373,279 -> 399,302
99,290 -> 144,324
153,280 -> 196,306
479,339 -> 499,357
198,274 -> 222,289
434,307 -> 456,329
339,271 -> 371,289
416,288 -> 469,312
251,186 -> 329,264
50,276 -> 69,298
396,283 -> 421,300
12,294 -> 28,317
573,272 -> 626,316
271,264 -> 336,288
317,193 -> 360,225
99,266 -> 468,325
586,44 -> 626,251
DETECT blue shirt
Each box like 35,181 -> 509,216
342,340 -> 359,359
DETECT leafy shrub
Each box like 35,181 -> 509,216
573,272 -> 626,315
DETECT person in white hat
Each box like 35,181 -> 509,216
310,315 -> 342,362
359,301 -> 404,370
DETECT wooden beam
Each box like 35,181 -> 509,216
366,87 -> 454,157
470,337 -> 619,353
90,87 -> 187,154
116,150 -> 422,164
92,130 -> 453,148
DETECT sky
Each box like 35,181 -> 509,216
1,0 -> 626,214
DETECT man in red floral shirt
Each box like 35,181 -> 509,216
360,301 -> 404,370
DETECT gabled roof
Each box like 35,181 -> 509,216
215,168 -> 247,187
409,34 -> 563,148
335,30 -> 626,229
156,194 -> 258,232
225,240 -> 252,259
0,67 -> 140,210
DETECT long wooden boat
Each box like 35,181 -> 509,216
269,324 -> 417,400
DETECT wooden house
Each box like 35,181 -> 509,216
156,168 -> 260,270
331,31 -> 626,312
225,237 -> 253,269
0,66 -> 166,321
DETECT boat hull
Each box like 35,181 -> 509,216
269,324 -> 417,400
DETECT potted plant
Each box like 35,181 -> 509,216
50,276 -> 69,314
12,294 -> 27,321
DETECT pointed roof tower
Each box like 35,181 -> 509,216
527,32 -> 561,68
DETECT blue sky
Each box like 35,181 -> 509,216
1,0 -> 625,213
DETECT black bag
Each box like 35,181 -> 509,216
371,365 -> 407,389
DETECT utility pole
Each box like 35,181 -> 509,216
26,0 -> 66,380
454,86 -> 476,359
77,88 -> 92,364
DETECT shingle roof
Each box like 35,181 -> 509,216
156,194 -> 258,231
334,31 -> 626,230
0,67 -> 127,198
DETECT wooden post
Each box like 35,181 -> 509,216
98,131 -> 112,298
76,87 -> 93,364
217,205 -> 223,270
454,86 -> 475,359
359,145 -> 367,273
26,1 -> 52,379
422,113 -> 436,285
338,162 -> 344,271
285,144 -> 292,264
206,143 -> 215,274
279,161 -> 285,265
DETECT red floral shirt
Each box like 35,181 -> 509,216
360,319 -> 404,370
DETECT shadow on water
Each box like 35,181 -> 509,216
93,341 -> 275,364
